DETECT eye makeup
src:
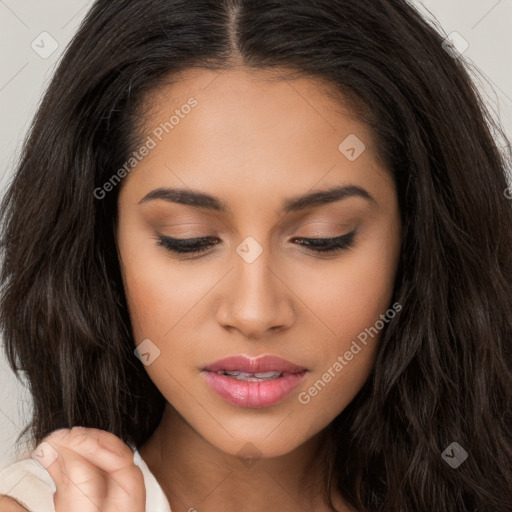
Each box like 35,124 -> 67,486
155,229 -> 357,256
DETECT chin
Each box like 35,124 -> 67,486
200,420 -> 321,462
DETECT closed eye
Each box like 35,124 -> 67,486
290,231 -> 356,253
156,231 -> 357,256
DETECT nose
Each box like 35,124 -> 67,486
215,245 -> 295,340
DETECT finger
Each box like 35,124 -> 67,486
45,428 -> 134,475
35,429 -> 143,512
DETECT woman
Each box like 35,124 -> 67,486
0,0 -> 511,511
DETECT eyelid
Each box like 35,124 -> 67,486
155,229 -> 357,257
290,220 -> 353,235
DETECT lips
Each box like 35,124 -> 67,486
203,355 -> 307,375
201,355 -> 308,408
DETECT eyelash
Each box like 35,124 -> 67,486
156,231 -> 356,255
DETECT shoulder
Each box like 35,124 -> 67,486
0,458 -> 56,512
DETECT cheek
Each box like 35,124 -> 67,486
295,226 -> 399,351
292,224 -> 399,413
119,231 -> 206,341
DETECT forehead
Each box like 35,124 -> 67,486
121,67 -> 392,209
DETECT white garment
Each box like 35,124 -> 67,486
0,447 -> 172,512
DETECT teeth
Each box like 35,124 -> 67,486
254,371 -> 282,379
217,370 -> 283,381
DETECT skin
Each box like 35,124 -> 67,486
0,68 -> 401,512
0,497 -> 28,512
116,67 -> 402,512
0,497 -> 30,512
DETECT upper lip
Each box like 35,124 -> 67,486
203,355 -> 308,374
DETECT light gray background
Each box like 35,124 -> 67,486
0,0 -> 511,468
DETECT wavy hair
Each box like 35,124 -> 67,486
1,1 -> 511,510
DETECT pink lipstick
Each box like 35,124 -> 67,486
201,355 -> 308,408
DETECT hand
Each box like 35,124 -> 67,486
36,427 -> 145,512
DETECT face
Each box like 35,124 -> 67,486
116,67 -> 401,459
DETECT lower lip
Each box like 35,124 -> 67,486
202,371 -> 307,408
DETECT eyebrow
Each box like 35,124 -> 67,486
139,184 -> 376,213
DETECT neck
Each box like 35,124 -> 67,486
138,403 -> 348,512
